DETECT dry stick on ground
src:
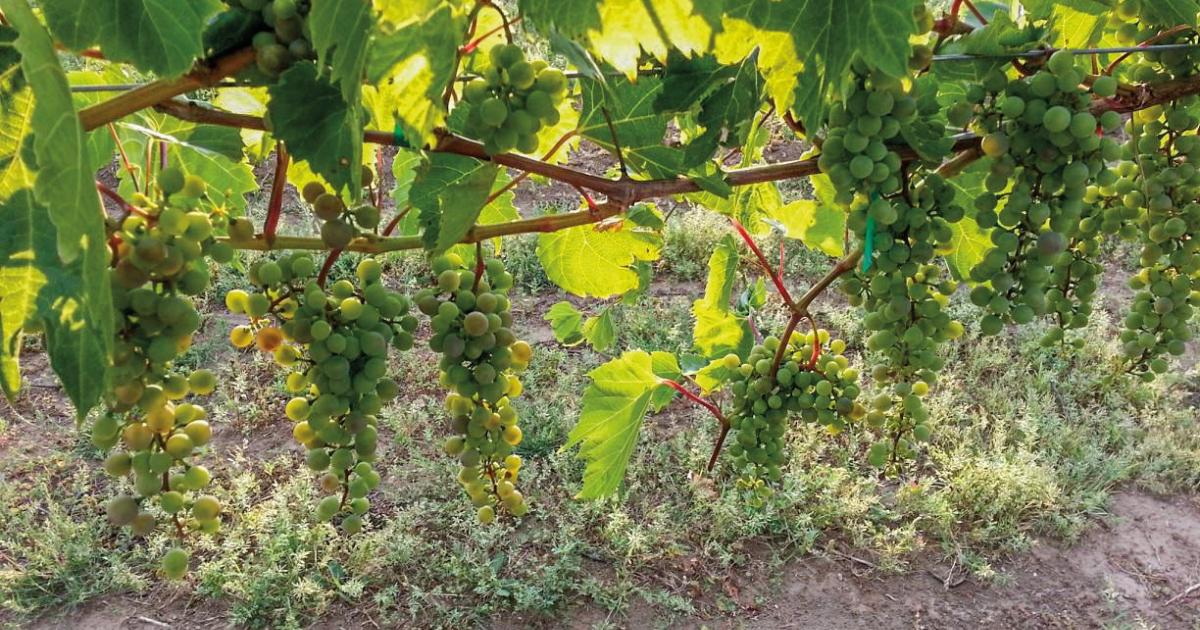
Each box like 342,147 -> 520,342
1166,581 -> 1200,605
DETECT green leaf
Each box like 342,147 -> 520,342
520,0 -> 721,76
0,87 -> 37,398
625,203 -> 664,229
537,217 -> 662,298
583,308 -> 616,352
564,351 -> 662,499
714,0 -> 918,130
648,350 -> 682,410
767,174 -> 846,257
694,356 -> 740,394
579,77 -> 686,178
683,52 -> 764,166
213,87 -> 272,160
1137,0 -> 1199,25
268,62 -> 364,194
309,0 -> 375,106
944,162 -> 994,281
368,4 -> 461,148
545,301 -> 585,346
40,0 -> 223,77
931,12 -> 1042,83
4,0 -> 112,415
410,153 -> 499,253
692,235 -> 751,358
112,117 -> 257,212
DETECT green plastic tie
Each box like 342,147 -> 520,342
861,193 -> 878,273
393,124 -> 410,149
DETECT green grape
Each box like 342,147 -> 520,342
964,61 -> 1116,338
321,220 -> 356,249
228,256 -> 412,529
312,193 -> 344,223
423,253 -> 531,520
724,330 -> 861,492
463,44 -> 568,155
161,548 -> 189,580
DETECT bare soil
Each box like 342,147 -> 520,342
16,491 -> 1200,629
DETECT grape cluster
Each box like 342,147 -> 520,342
226,0 -> 318,77
1108,102 -> 1200,378
961,53 -> 1120,337
817,66 -> 918,203
725,330 -> 862,501
414,252 -> 532,522
93,166 -> 233,580
461,44 -> 568,155
840,176 -> 965,465
299,168 -> 379,250
227,255 -> 415,532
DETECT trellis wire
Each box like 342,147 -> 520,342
65,42 -> 1200,92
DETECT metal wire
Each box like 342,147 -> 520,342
66,42 -> 1200,92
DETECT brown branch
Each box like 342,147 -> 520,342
263,144 -> 289,243
78,48 -> 256,132
796,248 -> 864,312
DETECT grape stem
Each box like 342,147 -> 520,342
601,107 -> 629,180
107,124 -> 140,192
316,248 -> 344,288
765,248 -> 864,381
263,144 -> 289,245
660,379 -> 729,473
442,2 -> 488,106
381,205 -> 412,237
462,13 -> 522,53
96,182 -> 145,220
339,467 -> 352,509
472,241 -> 485,292
730,218 -> 797,312
1105,25 -> 1194,76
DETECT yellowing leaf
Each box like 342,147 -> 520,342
537,218 -> 661,298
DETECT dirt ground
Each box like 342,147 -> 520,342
19,491 -> 1200,629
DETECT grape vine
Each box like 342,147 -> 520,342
5,0 -> 1200,584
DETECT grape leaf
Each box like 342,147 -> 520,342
545,301 -> 585,345
694,356 -> 740,394
767,174 -> 846,257
692,235 -> 751,358
689,180 -> 786,232
714,0 -> 919,130
538,217 -> 662,298
268,62 -> 363,194
683,52 -> 764,167
583,308 -> 616,352
564,350 -> 663,499
519,0 -> 721,77
4,0 -> 113,415
368,4 -> 461,149
931,12 -> 1042,83
1136,0 -> 1200,25
945,161 -> 994,281
410,153 -> 499,253
213,88 -> 273,160
0,87 -> 37,398
309,0 -> 375,106
110,116 -> 256,212
578,77 -> 686,178
40,0 -> 223,77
